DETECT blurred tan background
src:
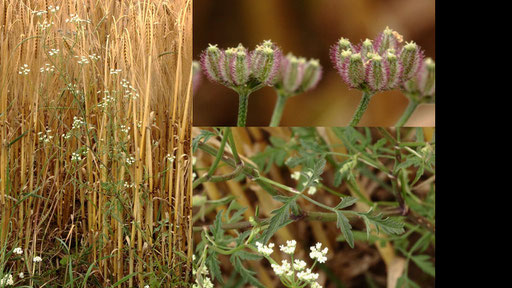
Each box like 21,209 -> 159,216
193,0 -> 435,126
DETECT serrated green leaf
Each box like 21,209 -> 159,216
335,196 -> 358,210
335,211 -> 354,248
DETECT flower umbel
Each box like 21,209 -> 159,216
330,26 -> 424,92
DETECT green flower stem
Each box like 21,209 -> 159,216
349,89 -> 374,126
395,99 -> 419,127
237,90 -> 251,127
269,91 -> 290,127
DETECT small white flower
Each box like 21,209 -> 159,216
271,260 -> 293,277
309,242 -> 328,263
0,274 -> 14,286
255,241 -> 274,256
19,272 -> 24,279
297,268 -> 319,282
13,247 -> 23,254
144,285 -> 149,288
291,171 -> 301,180
279,240 -> 296,255
33,256 -> 42,262
293,259 -> 307,271
307,186 -> 317,195
311,282 -> 322,288
19,64 -> 30,75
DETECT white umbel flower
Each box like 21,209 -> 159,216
309,242 -> 328,263
297,268 -> 319,282
280,240 -> 297,255
291,171 -> 301,180
271,260 -> 293,277
293,259 -> 307,271
255,242 -> 275,256
33,256 -> 43,263
13,247 -> 23,255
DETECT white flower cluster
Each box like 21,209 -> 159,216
280,240 -> 297,254
33,256 -> 42,263
71,152 -> 82,162
257,240 -> 327,288
126,155 -> 136,166
192,264 -> 214,288
120,124 -> 130,134
65,14 -> 91,24
98,91 -> 116,109
309,242 -> 328,263
48,48 -> 60,56
123,182 -> 135,188
120,79 -> 140,100
40,63 -> 56,73
13,247 -> 23,255
48,5 -> 60,13
255,241 -> 274,256
271,259 -> 293,277
0,274 -> 14,286
110,68 -> 122,75
38,19 -> 54,30
38,129 -> 54,144
32,10 -> 47,17
75,56 -> 90,65
72,116 -> 85,130
19,64 -> 30,75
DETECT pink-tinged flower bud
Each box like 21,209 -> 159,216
385,50 -> 401,89
192,60 -> 202,95
280,53 -> 305,93
375,27 -> 402,55
359,39 -> 374,61
300,59 -> 323,93
366,55 -> 387,91
220,44 -> 251,87
277,53 -> 323,95
330,38 -> 353,74
200,44 -> 223,83
418,58 -> 435,96
399,41 -> 423,81
251,40 -> 281,85
344,53 -> 365,88
404,57 -> 435,98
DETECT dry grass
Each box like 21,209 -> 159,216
0,0 -> 192,286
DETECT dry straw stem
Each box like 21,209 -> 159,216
1,0 -> 192,286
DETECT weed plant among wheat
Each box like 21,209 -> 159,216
0,0 -> 192,286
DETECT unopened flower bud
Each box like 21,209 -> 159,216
192,61 -> 202,95
344,53 -> 365,88
375,26 -> 401,54
280,54 -> 305,93
360,39 -> 374,61
300,59 -> 323,92
330,38 -> 353,75
251,40 -> 281,85
221,44 -> 250,87
404,57 -> 435,98
200,44 -> 223,82
385,51 -> 401,89
399,41 -> 423,81
367,55 -> 387,91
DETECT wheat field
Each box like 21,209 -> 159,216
0,0 -> 192,286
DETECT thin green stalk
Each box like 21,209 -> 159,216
237,90 -> 251,127
395,99 -> 419,127
349,89 -> 374,126
269,91 -> 290,127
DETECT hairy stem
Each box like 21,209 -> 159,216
349,89 -> 374,126
269,91 -> 290,127
237,90 -> 251,127
395,99 -> 419,127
